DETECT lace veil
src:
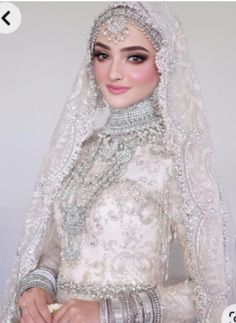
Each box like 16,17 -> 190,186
1,2 -> 235,322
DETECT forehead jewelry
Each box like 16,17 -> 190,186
88,4 -> 163,62
101,16 -> 131,44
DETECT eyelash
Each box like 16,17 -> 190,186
93,52 -> 147,63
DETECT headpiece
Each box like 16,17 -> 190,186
89,4 -> 162,51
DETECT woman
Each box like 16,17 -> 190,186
1,2 -> 235,323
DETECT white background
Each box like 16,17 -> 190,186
0,2 -> 235,301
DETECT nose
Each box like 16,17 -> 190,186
108,59 -> 123,81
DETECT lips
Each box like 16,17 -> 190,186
106,84 -> 130,94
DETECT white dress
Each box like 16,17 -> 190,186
21,99 -> 227,323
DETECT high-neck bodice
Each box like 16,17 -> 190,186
101,94 -> 164,137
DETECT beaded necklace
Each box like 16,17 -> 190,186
59,95 -> 165,266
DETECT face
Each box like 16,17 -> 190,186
93,24 -> 160,109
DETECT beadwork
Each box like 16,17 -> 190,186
101,15 -> 131,44
89,3 -> 163,61
57,275 -> 153,300
15,266 -> 57,304
58,94 -> 164,266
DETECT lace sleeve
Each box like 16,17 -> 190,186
158,165 -> 228,322
15,206 -> 61,303
38,207 -> 61,273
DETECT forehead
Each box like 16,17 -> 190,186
95,24 -> 156,53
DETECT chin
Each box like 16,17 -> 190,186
104,93 -> 143,110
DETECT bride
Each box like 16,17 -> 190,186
1,2 -> 235,323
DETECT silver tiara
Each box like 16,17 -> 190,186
102,15 -> 131,44
88,2 -> 163,60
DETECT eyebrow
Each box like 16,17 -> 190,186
94,41 -> 150,53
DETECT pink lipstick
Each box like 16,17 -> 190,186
106,84 -> 130,94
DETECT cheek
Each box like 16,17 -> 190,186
94,62 -> 107,84
128,63 -> 158,85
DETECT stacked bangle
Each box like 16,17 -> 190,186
99,287 -> 161,323
15,266 -> 57,304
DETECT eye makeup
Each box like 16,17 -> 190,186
93,52 -> 109,61
93,51 -> 148,64
127,54 -> 148,63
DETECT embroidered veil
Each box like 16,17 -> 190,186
1,2 -> 235,322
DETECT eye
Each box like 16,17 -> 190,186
94,52 -> 109,61
128,54 -> 147,63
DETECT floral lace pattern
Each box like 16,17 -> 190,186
48,135 -> 198,322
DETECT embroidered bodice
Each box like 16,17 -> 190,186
37,96 -> 227,322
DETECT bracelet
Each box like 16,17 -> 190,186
145,288 -> 161,323
119,292 -> 130,323
15,267 -> 57,304
33,267 -> 57,290
16,279 -> 56,303
133,293 -> 145,323
99,298 -> 108,323
112,295 -> 123,323
98,287 -> 161,323
139,291 -> 153,323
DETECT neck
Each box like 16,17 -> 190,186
101,93 -> 160,136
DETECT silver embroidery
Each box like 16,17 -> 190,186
58,96 -> 164,266
57,275 -> 154,300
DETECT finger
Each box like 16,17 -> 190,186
21,307 -> 36,323
70,316 -> 82,323
19,311 -> 25,323
52,304 -> 69,323
25,301 -> 46,323
52,303 -> 71,323
53,311 -> 71,323
35,297 -> 52,323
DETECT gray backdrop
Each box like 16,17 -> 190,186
0,2 -> 235,301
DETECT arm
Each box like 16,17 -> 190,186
156,168 -> 197,322
16,209 -> 61,303
157,165 -> 228,322
98,165 -> 228,323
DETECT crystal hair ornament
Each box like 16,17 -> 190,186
88,3 -> 163,62
1,2 -> 235,322
101,15 -> 131,44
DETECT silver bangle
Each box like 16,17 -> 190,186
101,288 -> 161,323
133,293 -> 145,323
145,288 -> 161,323
15,266 -> 57,304
139,291 -> 153,323
107,297 -> 114,323
99,298 -> 108,323
119,292 -> 130,323
111,295 -> 123,323
33,267 -> 57,290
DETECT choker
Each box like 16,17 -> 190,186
100,95 -> 162,137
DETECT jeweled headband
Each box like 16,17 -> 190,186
88,3 -> 163,61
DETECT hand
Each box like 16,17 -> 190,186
52,299 -> 100,323
18,287 -> 53,323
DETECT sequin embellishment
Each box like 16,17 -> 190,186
59,97 -> 164,266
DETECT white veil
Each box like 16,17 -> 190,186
1,2 -> 235,322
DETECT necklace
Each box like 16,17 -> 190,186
59,96 -> 164,266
